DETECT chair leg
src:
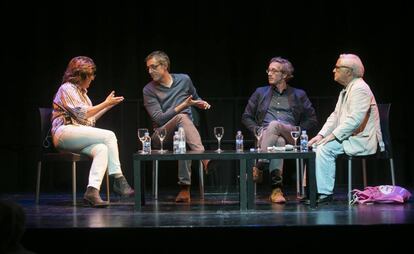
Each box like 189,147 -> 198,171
348,158 -> 352,205
362,159 -> 367,187
390,158 -> 396,185
36,161 -> 42,204
198,160 -> 204,200
72,162 -> 76,206
105,170 -> 110,202
153,160 -> 159,200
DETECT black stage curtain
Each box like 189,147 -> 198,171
1,1 -> 412,192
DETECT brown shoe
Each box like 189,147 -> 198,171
83,186 -> 109,208
269,188 -> 286,203
253,167 -> 263,183
175,185 -> 191,203
113,175 -> 134,197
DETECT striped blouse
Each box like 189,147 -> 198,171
51,82 -> 96,136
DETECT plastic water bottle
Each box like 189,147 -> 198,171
178,127 -> 186,153
300,130 -> 308,152
173,131 -> 180,153
143,131 -> 151,153
235,130 -> 244,152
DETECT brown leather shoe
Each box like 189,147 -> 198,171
269,188 -> 286,203
83,186 -> 109,208
175,185 -> 191,203
253,167 -> 263,183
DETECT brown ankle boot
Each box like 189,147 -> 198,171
113,176 -> 134,197
175,185 -> 191,203
83,186 -> 109,208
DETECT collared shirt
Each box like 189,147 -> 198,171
242,85 -> 318,135
262,87 -> 295,127
51,82 -> 95,136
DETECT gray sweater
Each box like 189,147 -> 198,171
143,73 -> 201,128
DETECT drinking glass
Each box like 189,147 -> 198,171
290,126 -> 301,151
254,126 -> 263,151
156,128 -> 167,153
138,128 -> 149,154
214,126 -> 224,152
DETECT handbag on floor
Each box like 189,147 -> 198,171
351,185 -> 412,205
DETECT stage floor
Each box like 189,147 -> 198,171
2,188 -> 414,253
3,188 -> 414,228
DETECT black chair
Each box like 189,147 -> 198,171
36,108 -> 110,205
152,107 -> 204,200
338,103 -> 395,204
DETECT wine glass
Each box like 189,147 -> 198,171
254,126 -> 263,151
214,126 -> 224,153
137,128 -> 149,154
290,126 -> 301,151
156,128 -> 167,153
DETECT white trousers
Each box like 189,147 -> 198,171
315,139 -> 344,195
53,125 -> 123,190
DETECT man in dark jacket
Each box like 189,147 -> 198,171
242,57 -> 317,203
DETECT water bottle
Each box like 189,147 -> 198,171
300,130 -> 308,152
178,127 -> 186,153
235,130 -> 244,152
143,131 -> 151,153
173,131 -> 180,153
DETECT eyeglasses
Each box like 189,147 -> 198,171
266,69 -> 282,74
334,65 -> 352,70
147,63 -> 161,71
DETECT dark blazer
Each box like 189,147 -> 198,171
242,85 -> 318,135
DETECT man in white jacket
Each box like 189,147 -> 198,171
308,53 -> 383,204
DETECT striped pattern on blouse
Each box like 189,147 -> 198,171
51,82 -> 96,136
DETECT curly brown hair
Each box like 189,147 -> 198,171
62,56 -> 96,85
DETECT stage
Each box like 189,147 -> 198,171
2,186 -> 413,253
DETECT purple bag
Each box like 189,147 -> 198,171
351,185 -> 412,205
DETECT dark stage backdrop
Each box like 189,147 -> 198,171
1,1 -> 412,193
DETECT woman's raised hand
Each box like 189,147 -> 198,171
105,91 -> 124,106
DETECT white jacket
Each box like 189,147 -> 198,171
319,78 -> 383,156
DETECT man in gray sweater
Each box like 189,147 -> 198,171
143,51 -> 211,203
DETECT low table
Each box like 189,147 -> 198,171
133,150 -> 316,210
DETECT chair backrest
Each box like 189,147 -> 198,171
377,103 -> 392,158
39,107 -> 56,153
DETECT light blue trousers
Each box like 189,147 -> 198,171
315,139 -> 344,195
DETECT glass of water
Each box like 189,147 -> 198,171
290,126 -> 301,151
214,126 -> 224,153
156,127 -> 167,153
138,128 -> 149,154
254,126 -> 263,152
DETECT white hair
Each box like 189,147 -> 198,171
339,54 -> 365,78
